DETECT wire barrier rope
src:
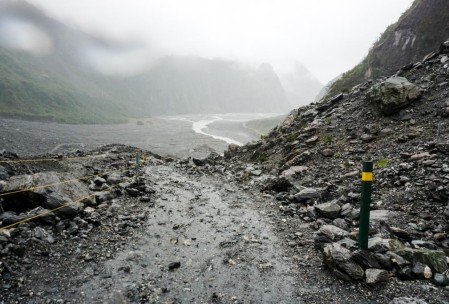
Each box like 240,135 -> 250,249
0,184 -> 120,231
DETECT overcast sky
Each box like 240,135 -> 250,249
28,0 -> 414,84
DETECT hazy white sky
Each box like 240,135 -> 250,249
28,0 -> 414,84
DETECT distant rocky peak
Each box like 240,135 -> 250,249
329,0 -> 449,96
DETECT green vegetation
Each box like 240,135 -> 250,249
375,158 -> 390,168
321,133 -> 333,146
0,50 -> 126,124
256,153 -> 268,163
0,2 -> 291,124
328,57 -> 370,96
245,114 -> 287,136
285,133 -> 297,142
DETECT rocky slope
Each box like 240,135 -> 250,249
328,0 -> 449,96
226,40 -> 449,293
1,143 -> 449,303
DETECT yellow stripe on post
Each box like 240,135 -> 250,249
361,172 -> 373,182
359,161 -> 373,250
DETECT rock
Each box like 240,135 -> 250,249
262,177 -> 292,192
33,227 -> 54,244
93,177 -> 106,186
28,207 -> 56,225
192,158 -> 205,166
0,166 -> 8,181
337,238 -> 358,250
168,261 -> 181,271
3,172 -> 89,202
321,149 -> 334,157
387,226 -> 413,242
315,201 -> 341,219
332,218 -> 349,230
380,128 -> 394,135
365,268 -> 389,284
43,192 -> 80,218
366,76 -> 421,115
280,166 -> 308,178
375,253 -> 394,270
107,174 -> 124,185
83,207 -> 96,214
409,152 -> 431,161
323,243 -> 364,281
96,191 -> 117,203
361,134 -> 375,143
386,251 -> 410,269
411,262 -> 432,280
0,211 -> 26,226
351,249 -> 382,269
126,188 -> 141,197
305,136 -> 318,143
259,262 -> 274,270
250,169 -> 262,176
318,225 -> 349,241
66,221 -> 79,235
441,40 -> 449,53
395,248 -> 448,273
368,237 -> 405,253
370,210 -> 397,223
293,188 -> 322,202
433,273 -> 449,286
411,240 -> 437,250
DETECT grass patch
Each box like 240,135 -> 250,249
375,158 -> 390,168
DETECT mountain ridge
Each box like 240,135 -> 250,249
0,1 -> 297,123
327,0 -> 449,97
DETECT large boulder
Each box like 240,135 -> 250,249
395,248 -> 448,273
315,201 -> 341,219
365,268 -> 389,284
1,172 -> 89,218
366,76 -> 421,115
292,188 -> 323,202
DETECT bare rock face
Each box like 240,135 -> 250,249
366,76 -> 421,115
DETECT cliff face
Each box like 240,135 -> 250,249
328,0 -> 449,96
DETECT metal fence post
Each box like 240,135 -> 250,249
359,161 -> 373,249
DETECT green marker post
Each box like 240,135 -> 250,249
359,161 -> 373,250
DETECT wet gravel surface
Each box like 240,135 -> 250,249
78,165 -> 298,303
3,158 -> 447,303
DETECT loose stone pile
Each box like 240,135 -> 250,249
0,145 -> 160,293
227,41 -> 449,288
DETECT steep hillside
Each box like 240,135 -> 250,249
0,1 -> 291,123
328,0 -> 449,96
227,40 -> 449,286
0,1 -> 127,123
